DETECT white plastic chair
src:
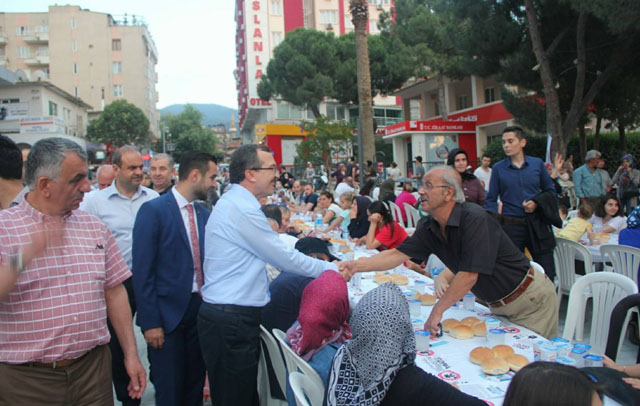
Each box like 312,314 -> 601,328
600,244 -> 640,286
289,371 -> 324,406
388,201 -> 403,226
530,261 -> 546,276
567,210 -> 578,220
258,325 -> 288,406
402,203 -> 416,228
562,272 -> 638,354
272,329 -> 325,400
554,237 -> 595,305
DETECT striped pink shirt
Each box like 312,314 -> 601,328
0,198 -> 131,364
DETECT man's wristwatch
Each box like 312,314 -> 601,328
9,251 -> 23,274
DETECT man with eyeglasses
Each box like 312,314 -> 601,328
198,145 -> 343,406
340,166 -> 558,339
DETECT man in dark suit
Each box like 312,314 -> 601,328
132,151 -> 218,406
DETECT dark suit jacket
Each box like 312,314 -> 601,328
132,191 -> 210,333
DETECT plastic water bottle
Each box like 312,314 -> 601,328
315,216 -> 323,231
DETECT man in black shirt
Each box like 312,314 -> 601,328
341,166 -> 558,338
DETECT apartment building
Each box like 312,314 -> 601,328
383,75 -> 516,177
0,5 -> 159,138
235,0 -> 397,152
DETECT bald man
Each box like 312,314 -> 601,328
96,164 -> 116,190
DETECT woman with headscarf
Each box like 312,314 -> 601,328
285,270 -> 351,405
612,154 -> 640,215
347,196 -> 372,239
446,148 -> 486,207
378,178 -> 396,203
619,206 -> 640,250
326,283 -> 484,406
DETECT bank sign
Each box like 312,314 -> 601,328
384,120 -> 476,137
245,0 -> 271,108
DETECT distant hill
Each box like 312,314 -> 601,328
160,103 -> 237,130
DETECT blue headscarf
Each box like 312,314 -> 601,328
627,205 -> 640,228
622,154 -> 634,168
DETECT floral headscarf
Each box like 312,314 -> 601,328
326,283 -> 415,406
622,154 -> 634,168
627,205 -> 640,229
286,270 -> 351,361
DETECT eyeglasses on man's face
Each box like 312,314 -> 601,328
423,183 -> 450,191
251,166 -> 278,173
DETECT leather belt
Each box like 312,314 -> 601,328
501,215 -> 527,224
208,303 -> 263,315
489,268 -> 535,308
19,346 -> 94,369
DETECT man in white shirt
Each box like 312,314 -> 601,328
198,145 -> 341,406
334,175 -> 356,199
473,154 -> 492,192
80,145 -> 158,406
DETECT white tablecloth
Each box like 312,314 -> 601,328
347,249 -> 545,406
584,235 -> 618,262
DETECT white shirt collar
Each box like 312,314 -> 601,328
171,186 -> 191,209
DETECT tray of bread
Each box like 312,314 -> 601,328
469,344 -> 529,375
372,272 -> 409,286
442,317 -> 486,339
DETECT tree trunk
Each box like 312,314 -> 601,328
620,125 -> 627,154
524,0 -> 566,157
311,104 -> 321,119
437,74 -> 448,120
350,0 -> 376,164
594,115 -> 602,150
579,125 -> 587,162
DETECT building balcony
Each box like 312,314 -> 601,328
23,32 -> 49,44
0,33 -> 7,45
24,52 -> 49,66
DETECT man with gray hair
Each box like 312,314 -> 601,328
0,138 -> 146,403
150,153 -> 176,195
96,164 -> 116,190
80,145 -> 158,406
340,166 -> 558,338
573,149 -> 605,206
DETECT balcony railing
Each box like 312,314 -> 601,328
0,32 -> 7,45
24,51 -> 49,66
23,32 -> 49,44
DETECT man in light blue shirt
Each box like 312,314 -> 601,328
79,145 -> 158,406
573,149 -> 604,203
198,144 -> 339,406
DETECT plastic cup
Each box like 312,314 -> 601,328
462,293 -> 475,310
343,252 -> 354,262
555,356 -> 577,366
349,273 -> 361,289
583,354 -> 604,367
487,328 -> 506,346
570,348 -> 587,367
414,280 -> 426,294
485,317 -> 501,330
555,343 -> 571,358
408,299 -> 421,318
540,344 -> 558,362
415,331 -> 431,352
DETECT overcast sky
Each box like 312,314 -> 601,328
4,1 -> 238,109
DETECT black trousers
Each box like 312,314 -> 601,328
198,302 -> 262,406
108,277 -> 140,406
502,221 -> 556,281
605,293 -> 640,363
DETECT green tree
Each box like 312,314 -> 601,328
296,117 -> 355,189
161,104 -> 218,161
87,100 -> 150,147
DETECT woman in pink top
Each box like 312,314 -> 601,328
395,182 -> 417,226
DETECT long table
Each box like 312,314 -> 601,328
345,248 -> 544,406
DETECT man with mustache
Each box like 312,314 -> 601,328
0,138 -> 146,404
132,151 -> 217,406
80,145 -> 158,406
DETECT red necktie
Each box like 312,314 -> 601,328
186,204 -> 204,295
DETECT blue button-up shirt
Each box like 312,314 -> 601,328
202,184 -> 337,307
573,164 -> 604,198
486,156 -> 555,217
80,182 -> 159,269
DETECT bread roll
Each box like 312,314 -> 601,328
481,357 -> 510,375
506,354 -> 529,372
329,239 -> 346,245
449,324 -> 474,340
418,293 -> 436,306
492,345 -> 515,358
389,274 -> 409,286
469,346 -> 494,365
472,321 -> 486,337
441,318 -> 461,332
373,274 -> 391,284
461,316 -> 481,326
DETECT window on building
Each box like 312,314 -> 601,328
272,32 -> 283,48
71,18 -> 76,29
457,95 -> 468,110
74,87 -> 78,98
113,61 -> 122,74
369,20 -> 379,33
16,26 -> 28,36
344,15 -> 353,29
37,46 -> 49,56
112,39 -> 121,51
276,101 -> 305,119
327,104 -> 346,121
48,101 -> 58,116
18,47 -> 30,58
319,10 -> 338,26
277,101 -> 289,119
35,25 -> 48,33
484,87 -> 496,103
72,63 -> 78,74
72,40 -> 77,52
113,85 -> 123,97
270,0 -> 282,15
